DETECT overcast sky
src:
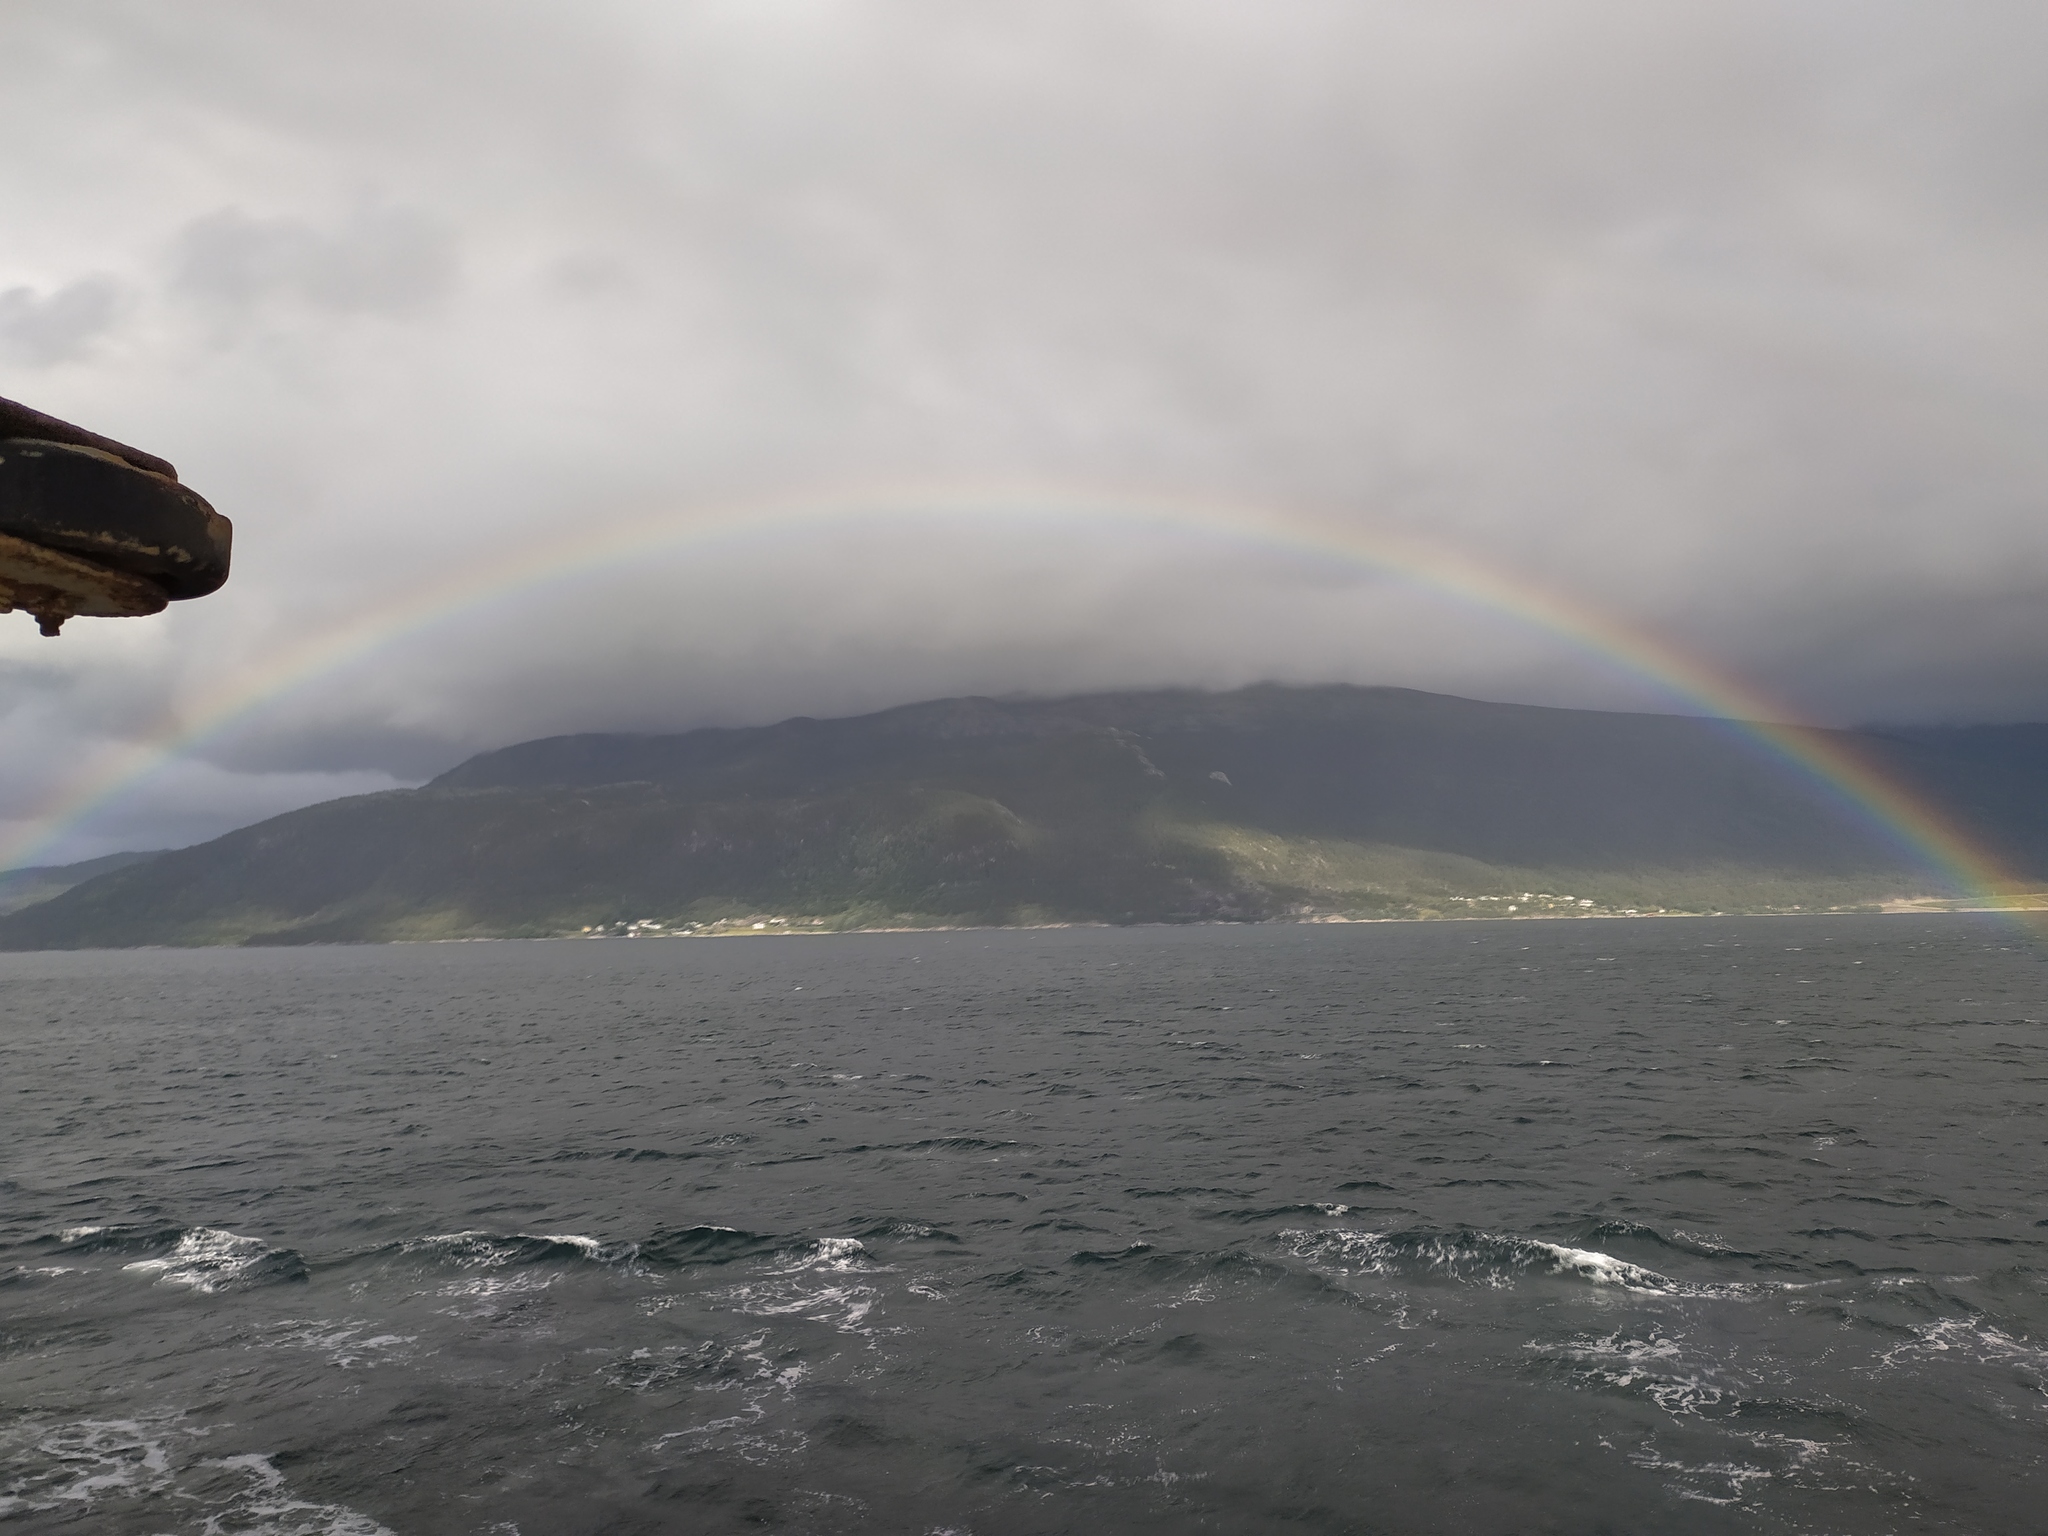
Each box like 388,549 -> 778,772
4,0 -> 2047,863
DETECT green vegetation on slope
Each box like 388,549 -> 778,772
0,790 -> 1930,950
0,684 -> 2006,949
1167,820 -> 1917,921
0,850 -> 162,916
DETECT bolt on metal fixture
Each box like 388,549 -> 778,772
0,395 -> 232,636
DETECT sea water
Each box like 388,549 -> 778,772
1,916 -> 2044,1534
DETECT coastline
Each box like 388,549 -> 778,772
460,899 -> 2048,943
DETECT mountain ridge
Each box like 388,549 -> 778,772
0,850 -> 163,916
3,683 -> 2041,949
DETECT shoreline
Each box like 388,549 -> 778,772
5,904 -> 2037,954
454,902 -> 2048,943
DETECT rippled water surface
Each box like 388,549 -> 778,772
3,916 -> 2046,1534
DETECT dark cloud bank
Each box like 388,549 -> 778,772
3,1 -> 2046,861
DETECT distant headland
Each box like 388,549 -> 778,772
4,684 -> 2045,948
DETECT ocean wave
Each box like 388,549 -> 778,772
1875,1315 -> 2048,1376
198,1454 -> 394,1536
1050,1242 -> 1319,1304
1528,1328 -> 1747,1417
797,1236 -> 869,1271
724,1279 -> 880,1333
1275,1227 -> 1749,1295
5,1265 -> 80,1283
435,1270 -> 564,1316
1209,1202 -> 1360,1223
1581,1219 -> 1758,1261
853,1218 -> 962,1244
1529,1333 -> 1874,1503
0,1412 -> 181,1515
0,1415 -> 391,1532
383,1225 -> 881,1279
1624,1436 -> 1835,1508
638,1225 -> 782,1268
717,1238 -> 885,1332
607,1334 -> 811,1399
120,1228 -> 306,1292
1071,1243 -> 1157,1266
263,1318 -> 417,1369
393,1229 -> 634,1269
44,1222 -> 188,1255
841,1136 -> 1020,1155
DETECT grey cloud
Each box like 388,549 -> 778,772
169,206 -> 456,316
0,276 -> 123,366
3,0 -> 2048,860
5,760 -> 407,867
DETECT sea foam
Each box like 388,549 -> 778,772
1275,1226 -> 1741,1296
121,1228 -> 299,1292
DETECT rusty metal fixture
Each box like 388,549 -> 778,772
0,529 -> 170,635
0,395 -> 232,636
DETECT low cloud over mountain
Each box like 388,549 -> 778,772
5,3 -> 2047,862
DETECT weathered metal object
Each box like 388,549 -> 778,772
0,395 -> 177,478
0,395 -> 231,635
0,528 -> 169,634
0,440 -> 232,598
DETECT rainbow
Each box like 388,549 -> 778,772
1,484 -> 2034,907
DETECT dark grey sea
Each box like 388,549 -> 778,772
3,916 -> 2045,1534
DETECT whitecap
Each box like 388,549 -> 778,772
1623,1429 -> 1850,1507
0,1414 -> 394,1530
199,1453 -> 396,1535
1274,1228 -> 1393,1271
711,1238 -> 888,1332
728,1280 -> 879,1332
1529,1329 -> 1742,1416
1528,1241 -> 1679,1294
1625,1445 -> 1776,1506
808,1236 -> 867,1269
607,1333 -> 811,1398
264,1319 -> 416,1369
1876,1315 -> 2048,1375
755,1236 -> 876,1277
403,1230 -> 525,1267
630,1334 -> 815,1465
399,1229 -> 628,1269
435,1271 -> 559,1317
0,1412 -> 181,1515
1275,1227 -> 1748,1296
121,1228 -> 275,1292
